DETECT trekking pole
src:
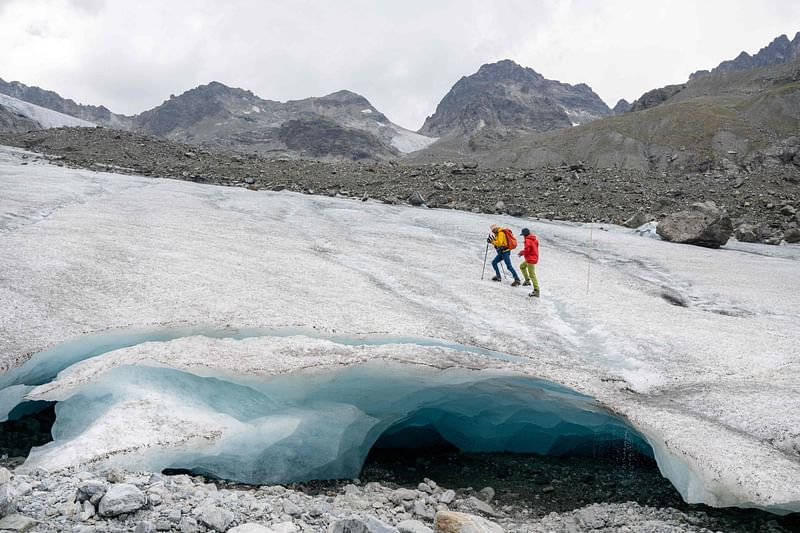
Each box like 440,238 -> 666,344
481,242 -> 489,280
586,223 -> 593,294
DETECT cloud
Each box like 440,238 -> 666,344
0,0 -> 799,129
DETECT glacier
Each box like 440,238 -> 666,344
0,145 -> 799,514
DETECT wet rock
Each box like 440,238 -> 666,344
198,505 -> 234,532
0,513 -> 37,532
408,191 -> 425,206
98,483 -> 146,517
656,201 -> 733,248
734,223 -> 761,243
433,510 -> 503,533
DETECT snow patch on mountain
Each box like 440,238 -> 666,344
0,93 -> 95,129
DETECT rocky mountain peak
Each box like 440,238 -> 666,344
695,31 -> 800,77
418,59 -> 610,141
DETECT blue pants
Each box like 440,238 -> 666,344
492,250 -> 519,280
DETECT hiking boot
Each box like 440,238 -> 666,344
511,279 -> 521,287
491,276 -> 501,282
530,289 -> 540,298
522,279 -> 531,286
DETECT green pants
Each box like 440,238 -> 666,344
519,261 -> 539,290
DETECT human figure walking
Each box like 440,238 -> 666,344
488,224 -> 521,286
518,228 -> 540,297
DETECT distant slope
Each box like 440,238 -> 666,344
417,60 -> 611,156
128,82 -> 434,160
0,93 -> 95,132
478,59 -> 800,172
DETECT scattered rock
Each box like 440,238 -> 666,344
466,496 -> 497,517
135,520 -> 158,533
656,201 -> 733,248
198,505 -> 235,532
390,489 -> 419,504
98,483 -> 146,517
433,510 -> 504,533
438,490 -> 455,505
477,487 -> 495,504
0,484 -> 16,517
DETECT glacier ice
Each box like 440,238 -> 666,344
1,146 -> 800,514
24,358 -> 651,485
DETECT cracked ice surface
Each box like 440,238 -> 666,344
1,146 -> 800,513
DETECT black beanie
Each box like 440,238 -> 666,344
521,228 -> 530,236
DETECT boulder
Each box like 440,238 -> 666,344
98,483 -> 146,517
734,223 -> 760,243
656,201 -> 733,248
784,228 -> 800,243
408,191 -> 426,206
433,511 -> 504,533
623,211 -> 650,228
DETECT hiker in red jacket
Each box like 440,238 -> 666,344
518,228 -> 540,297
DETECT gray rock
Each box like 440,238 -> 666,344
575,507 -> 605,529
781,204 -> 797,216
168,508 -> 183,523
476,487 -> 495,503
784,228 -> 800,243
198,505 -> 235,532
229,525 -> 275,533
270,522 -> 299,533
438,490 -> 455,505
390,488 -> 419,504
179,516 -> 199,533
408,191 -> 426,206
734,223 -> 760,243
0,483 -> 16,517
397,520 -> 433,533
433,510 -> 504,533
0,468 -> 10,483
98,483 -> 146,517
507,205 -> 526,217
328,515 -> 399,533
656,201 -> 733,248
282,500 -> 303,516
135,521 -> 158,533
0,514 -> 37,532
494,200 -> 505,213
623,211 -> 650,228
466,496 -> 497,517
413,499 -> 435,520
77,479 -> 107,503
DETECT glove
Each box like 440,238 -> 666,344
486,237 -> 493,244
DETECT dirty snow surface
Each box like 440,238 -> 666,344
0,146 -> 799,513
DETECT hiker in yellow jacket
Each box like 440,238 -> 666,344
487,224 -> 521,286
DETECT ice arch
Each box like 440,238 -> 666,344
22,361 -> 652,485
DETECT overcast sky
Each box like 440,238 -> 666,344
0,0 -> 798,130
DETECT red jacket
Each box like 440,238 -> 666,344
519,234 -> 539,264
